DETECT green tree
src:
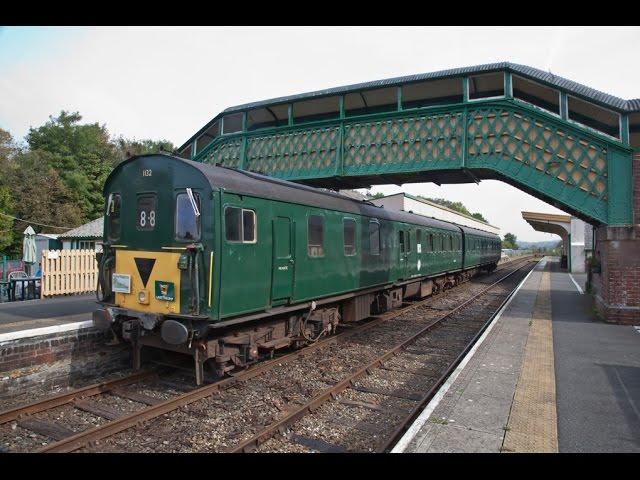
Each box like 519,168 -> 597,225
25,111 -> 120,222
502,232 -> 518,249
10,150 -> 84,235
0,129 -> 18,251
417,195 -> 489,223
368,191 -> 385,199
0,187 -> 15,252
471,212 -> 488,223
114,137 -> 175,159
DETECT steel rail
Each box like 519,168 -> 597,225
0,370 -> 155,425
36,257 -> 532,453
227,259 -> 536,453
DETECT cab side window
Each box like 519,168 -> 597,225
175,192 -> 201,241
107,193 -> 121,240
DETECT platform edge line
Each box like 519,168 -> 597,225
0,319 -> 93,344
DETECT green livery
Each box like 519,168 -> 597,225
95,153 -> 501,383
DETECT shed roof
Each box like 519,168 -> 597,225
58,217 -> 103,239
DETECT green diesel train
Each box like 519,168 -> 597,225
94,154 -> 501,383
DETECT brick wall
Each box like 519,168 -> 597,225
634,153 -> 640,223
592,226 -> 640,324
0,328 -> 129,402
589,152 -> 640,324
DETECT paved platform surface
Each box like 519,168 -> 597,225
551,262 -> 640,452
0,295 -> 96,335
397,257 -> 640,453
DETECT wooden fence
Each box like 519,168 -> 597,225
41,249 -> 98,297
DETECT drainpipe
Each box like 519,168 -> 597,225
567,232 -> 572,272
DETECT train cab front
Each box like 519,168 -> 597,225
93,154 -> 214,382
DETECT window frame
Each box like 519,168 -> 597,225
106,192 -> 122,241
307,214 -> 325,258
175,191 -> 202,242
135,192 -> 158,232
224,206 -> 257,244
342,217 -> 357,257
369,219 -> 381,256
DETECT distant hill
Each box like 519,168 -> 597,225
517,240 -> 561,249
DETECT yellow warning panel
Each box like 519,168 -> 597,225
502,270 -> 558,453
114,250 -> 182,315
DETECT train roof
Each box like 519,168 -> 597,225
107,154 -> 499,238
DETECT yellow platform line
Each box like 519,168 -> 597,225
502,269 -> 558,453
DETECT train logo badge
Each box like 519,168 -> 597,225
155,281 -> 175,301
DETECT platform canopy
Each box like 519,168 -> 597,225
521,211 -> 571,240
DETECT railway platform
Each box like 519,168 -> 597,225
0,294 -> 96,338
394,257 -> 640,453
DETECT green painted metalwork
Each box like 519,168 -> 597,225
194,97 -> 633,226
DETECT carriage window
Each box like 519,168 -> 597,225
136,194 -> 157,231
225,207 -> 256,243
243,210 -> 256,242
308,215 -> 324,257
107,193 -> 121,240
225,207 -> 242,242
399,231 -> 405,253
369,220 -> 380,255
416,229 -> 422,252
175,193 -> 201,241
343,218 -> 356,256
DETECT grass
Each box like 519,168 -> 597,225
428,417 -> 449,425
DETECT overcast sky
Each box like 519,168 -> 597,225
1,26 -> 638,241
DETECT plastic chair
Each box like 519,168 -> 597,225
8,271 -> 28,300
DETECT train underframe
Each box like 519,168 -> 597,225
94,262 -> 497,385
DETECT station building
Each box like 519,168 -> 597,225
371,193 -> 500,235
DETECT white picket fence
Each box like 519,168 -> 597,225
41,249 -> 98,297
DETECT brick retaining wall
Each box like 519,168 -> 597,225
0,327 -> 129,401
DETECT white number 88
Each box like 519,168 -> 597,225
140,210 -> 156,228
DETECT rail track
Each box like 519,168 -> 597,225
230,258 -> 536,453
0,256 -> 535,453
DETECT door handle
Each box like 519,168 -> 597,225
289,259 -> 295,264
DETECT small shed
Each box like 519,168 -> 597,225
57,217 -> 104,251
35,233 -> 62,265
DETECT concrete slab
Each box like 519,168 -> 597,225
418,423 -> 504,453
464,370 -> 518,400
446,392 -> 513,436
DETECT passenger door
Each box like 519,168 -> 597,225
399,229 -> 409,279
272,216 -> 294,304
